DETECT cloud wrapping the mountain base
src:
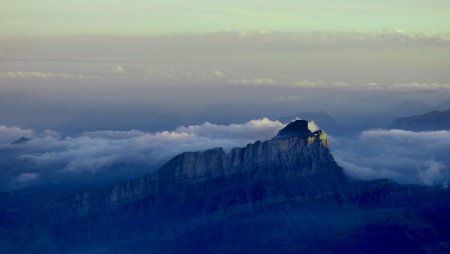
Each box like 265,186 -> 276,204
0,118 -> 285,189
2,120 -> 448,190
174,118 -> 284,140
331,129 -> 450,186
25,117 -> 284,173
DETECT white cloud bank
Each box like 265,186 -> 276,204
0,118 -> 285,189
175,118 -> 283,140
1,120 -> 449,190
331,129 -> 450,187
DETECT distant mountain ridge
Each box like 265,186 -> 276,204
390,109 -> 450,131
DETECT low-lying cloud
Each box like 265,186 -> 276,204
1,120 -> 449,190
174,118 -> 283,140
0,118 -> 285,190
331,129 -> 450,187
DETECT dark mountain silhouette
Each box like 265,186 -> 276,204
1,120 -> 449,253
279,111 -> 345,134
11,137 -> 31,145
390,109 -> 450,131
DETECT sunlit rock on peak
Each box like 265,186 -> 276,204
276,119 -> 328,146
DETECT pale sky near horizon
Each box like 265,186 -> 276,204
1,0 -> 450,37
1,0 -> 449,125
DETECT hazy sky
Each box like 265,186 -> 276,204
2,0 -> 450,37
1,1 -> 449,133
1,32 -> 449,133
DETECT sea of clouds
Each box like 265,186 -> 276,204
330,129 -> 450,187
0,118 -> 449,190
0,119 -> 283,189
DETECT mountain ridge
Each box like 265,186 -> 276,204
77,120 -> 341,214
390,109 -> 450,131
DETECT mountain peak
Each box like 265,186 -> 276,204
11,137 -> 31,145
276,119 -> 311,139
275,119 -> 328,147
275,119 -> 311,139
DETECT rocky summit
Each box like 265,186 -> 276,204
2,120 -> 450,254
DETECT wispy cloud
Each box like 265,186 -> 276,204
1,31 -> 449,88
111,65 -> 124,73
230,78 -> 275,85
0,71 -> 85,80
229,78 -> 450,91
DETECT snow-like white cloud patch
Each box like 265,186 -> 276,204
175,118 -> 284,140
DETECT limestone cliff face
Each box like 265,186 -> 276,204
79,120 -> 343,213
